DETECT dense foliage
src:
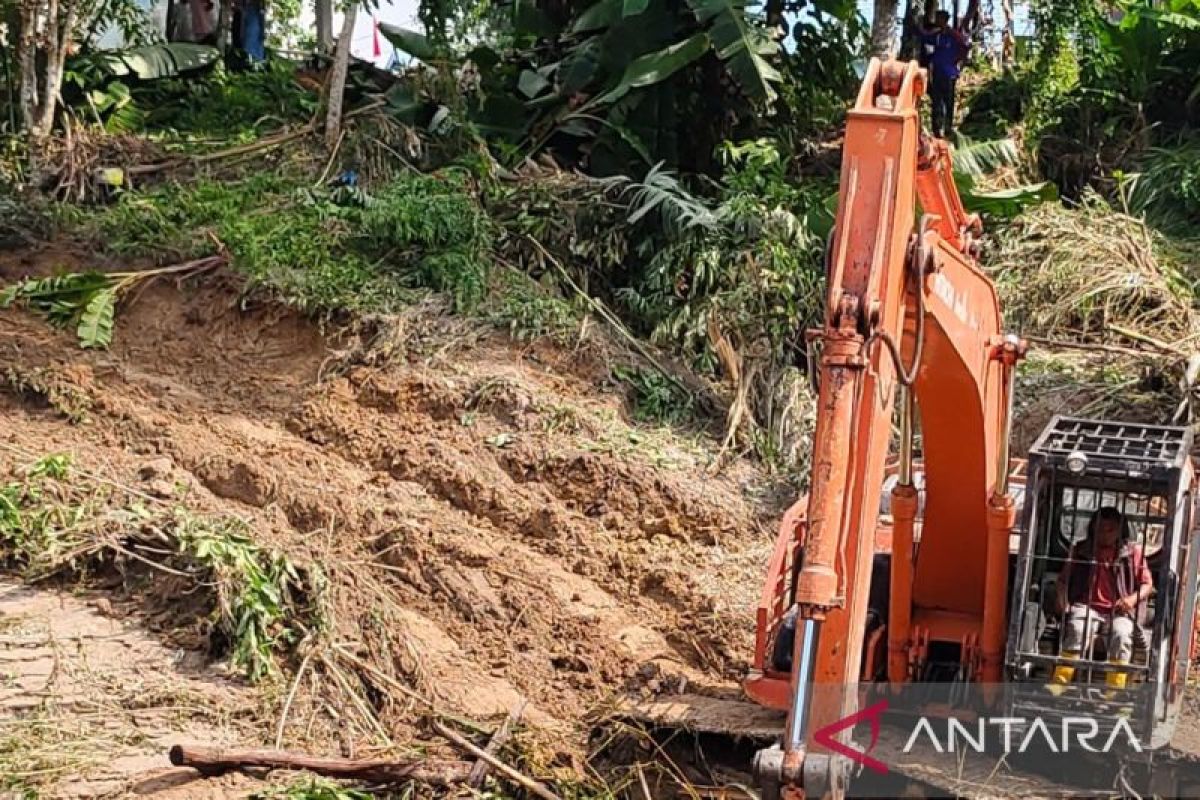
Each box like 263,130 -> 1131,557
3,0 -> 1199,461
961,0 -> 1200,218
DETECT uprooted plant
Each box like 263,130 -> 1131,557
0,256 -> 224,348
0,452 -> 323,681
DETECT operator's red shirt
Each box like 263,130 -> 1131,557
1065,542 -> 1153,613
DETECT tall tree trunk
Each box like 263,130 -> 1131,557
1001,0 -> 1014,67
323,5 -> 354,150
36,0 -> 76,136
899,0 -> 918,57
17,0 -> 40,135
40,0 -> 59,122
870,0 -> 899,57
315,0 -> 332,53
216,0 -> 231,53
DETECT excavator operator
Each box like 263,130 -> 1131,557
1048,506 -> 1153,695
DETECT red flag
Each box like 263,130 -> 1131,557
372,18 -> 382,58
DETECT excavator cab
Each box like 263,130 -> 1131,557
1006,416 -> 1199,749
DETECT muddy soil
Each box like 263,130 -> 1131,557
0,253 -> 787,794
0,580 -> 262,799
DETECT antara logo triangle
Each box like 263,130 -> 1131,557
811,699 -> 889,774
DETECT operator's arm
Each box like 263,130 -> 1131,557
1115,546 -> 1154,615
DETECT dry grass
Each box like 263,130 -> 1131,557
987,195 -> 1199,438
989,195 -> 1198,345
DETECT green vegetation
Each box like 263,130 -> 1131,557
612,364 -> 695,425
617,142 -> 825,374
141,61 -> 318,141
2,0 -> 1200,795
1,260 -> 218,348
2,0 -> 1197,460
62,54 -> 316,143
0,454 -> 323,682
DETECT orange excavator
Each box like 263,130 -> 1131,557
742,58 -> 1200,798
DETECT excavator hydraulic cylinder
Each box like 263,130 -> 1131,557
982,495 -> 1014,682
794,329 -> 864,612
888,485 -> 919,684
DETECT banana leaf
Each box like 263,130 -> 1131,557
685,0 -> 781,104
961,181 -> 1059,218
595,32 -> 709,105
87,44 -> 218,80
378,24 -> 438,61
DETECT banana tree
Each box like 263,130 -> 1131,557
381,0 -> 782,172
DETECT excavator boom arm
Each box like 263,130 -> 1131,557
755,59 -> 1024,799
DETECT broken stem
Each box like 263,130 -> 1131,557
432,719 -> 562,800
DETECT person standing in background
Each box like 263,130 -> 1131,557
235,0 -> 266,63
918,10 -> 969,139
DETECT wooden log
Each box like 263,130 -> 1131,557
168,744 -> 472,786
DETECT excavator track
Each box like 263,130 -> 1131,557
620,692 -> 1200,797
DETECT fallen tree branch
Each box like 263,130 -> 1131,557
1025,335 -> 1159,359
128,99 -> 389,177
432,719 -> 562,800
168,744 -> 472,786
1107,324 -> 1189,358
127,125 -> 316,176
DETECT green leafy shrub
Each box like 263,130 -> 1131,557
361,173 -> 494,310
79,176 -> 403,314
361,173 -> 491,251
618,140 -> 824,373
612,365 -> 694,425
488,270 -> 579,342
175,513 -> 323,682
252,778 -> 372,800
1124,139 -> 1200,228
140,61 -> 317,141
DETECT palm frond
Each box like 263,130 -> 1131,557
951,137 -> 1021,178
1122,140 -> 1200,230
619,162 -> 719,232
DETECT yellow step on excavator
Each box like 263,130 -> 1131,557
639,58 -> 1200,799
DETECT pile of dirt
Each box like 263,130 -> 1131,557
0,252 -> 787,794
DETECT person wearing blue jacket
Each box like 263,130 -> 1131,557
918,11 -> 969,139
